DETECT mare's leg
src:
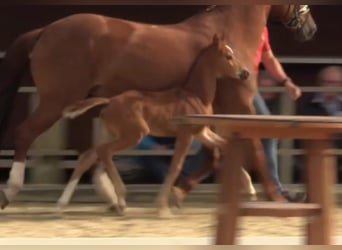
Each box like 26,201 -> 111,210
246,138 -> 287,202
213,80 -> 287,202
157,132 -> 193,218
254,93 -> 284,193
172,146 -> 215,207
0,100 -> 63,208
57,149 -> 97,208
173,149 -> 257,205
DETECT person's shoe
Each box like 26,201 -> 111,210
281,190 -> 307,203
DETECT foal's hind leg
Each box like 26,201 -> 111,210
95,132 -> 145,215
0,100 -> 63,209
157,132 -> 193,218
57,149 -> 98,209
92,165 -> 121,214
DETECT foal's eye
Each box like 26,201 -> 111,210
225,55 -> 232,60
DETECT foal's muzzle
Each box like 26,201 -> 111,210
239,70 -> 250,81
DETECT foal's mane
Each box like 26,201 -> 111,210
205,5 -> 219,12
181,40 -> 218,91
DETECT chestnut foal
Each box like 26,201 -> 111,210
57,35 -> 250,217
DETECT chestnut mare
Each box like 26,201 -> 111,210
0,5 -> 316,209
56,35 -> 249,217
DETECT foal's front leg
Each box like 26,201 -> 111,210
156,132 -> 193,218
57,149 -> 98,209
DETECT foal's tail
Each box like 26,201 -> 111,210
196,127 -> 226,149
0,28 -> 43,146
63,97 -> 110,119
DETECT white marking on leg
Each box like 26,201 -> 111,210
93,167 -> 119,206
241,167 -> 257,201
57,178 -> 80,207
4,161 -> 26,201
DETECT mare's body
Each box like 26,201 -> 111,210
0,5 -> 317,209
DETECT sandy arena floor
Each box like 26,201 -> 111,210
0,202 -> 341,238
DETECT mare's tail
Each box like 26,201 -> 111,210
0,28 -> 43,145
63,97 -> 110,119
196,127 -> 226,148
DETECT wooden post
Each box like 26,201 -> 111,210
305,139 -> 336,245
175,114 -> 341,245
215,137 -> 245,245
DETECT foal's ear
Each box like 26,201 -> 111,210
220,33 -> 225,42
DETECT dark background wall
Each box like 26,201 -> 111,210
1,5 -> 340,55
0,5 -> 341,151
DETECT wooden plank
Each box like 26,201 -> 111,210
239,202 -> 321,217
278,56 -> 342,65
175,114 -> 342,139
177,114 -> 342,124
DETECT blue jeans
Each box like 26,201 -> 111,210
254,93 -> 283,192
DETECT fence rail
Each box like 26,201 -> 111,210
2,52 -> 342,64
16,85 -> 342,94
0,149 -> 198,157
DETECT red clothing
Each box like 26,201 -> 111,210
255,27 -> 271,75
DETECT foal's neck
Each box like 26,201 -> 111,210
182,50 -> 218,106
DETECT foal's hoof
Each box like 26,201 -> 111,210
118,198 -> 127,211
108,205 -> 126,216
56,200 -> 68,212
158,208 -> 175,219
171,186 -> 186,209
0,191 -> 9,210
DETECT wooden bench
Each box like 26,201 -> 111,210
175,114 -> 342,245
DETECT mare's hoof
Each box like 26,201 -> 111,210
0,191 -> 9,210
158,208 -> 174,219
56,200 -> 68,212
118,199 -> 127,211
171,186 -> 186,209
282,191 -> 307,203
108,205 -> 126,216
247,193 -> 258,201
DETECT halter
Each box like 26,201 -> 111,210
283,5 -> 310,29
205,5 -> 218,12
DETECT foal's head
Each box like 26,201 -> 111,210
208,34 -> 250,81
